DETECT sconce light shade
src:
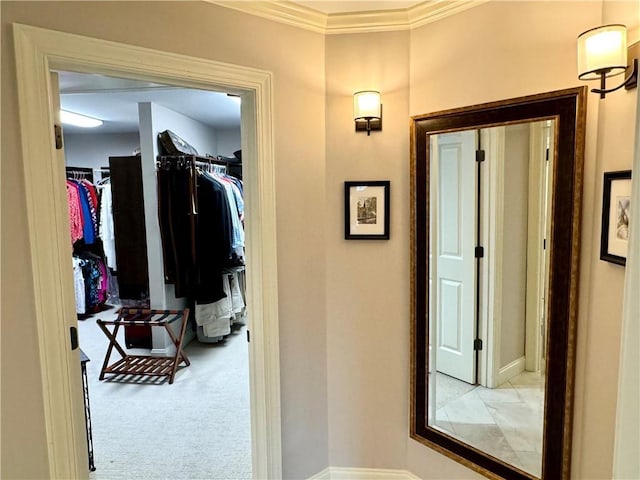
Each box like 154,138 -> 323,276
354,90 -> 382,135
578,24 -> 627,80
577,24 -> 638,98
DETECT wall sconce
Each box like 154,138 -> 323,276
354,90 -> 382,135
577,24 -> 638,99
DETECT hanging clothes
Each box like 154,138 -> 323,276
66,180 -> 84,244
195,274 -> 233,338
65,170 -> 113,314
156,156 -> 247,342
73,252 -> 108,314
157,164 -> 196,297
72,257 -> 86,315
193,169 -> 234,303
195,269 -> 246,339
66,178 -> 90,245
98,180 -> 117,270
204,171 -> 244,261
157,159 -> 237,303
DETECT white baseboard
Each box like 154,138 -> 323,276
309,468 -> 332,480
309,467 -> 421,479
497,356 -> 525,386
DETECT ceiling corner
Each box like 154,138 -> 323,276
207,0 -> 487,35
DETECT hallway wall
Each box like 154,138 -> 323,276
1,1 -> 638,479
0,2 -> 328,479
325,29 -> 412,470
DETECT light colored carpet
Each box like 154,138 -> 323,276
78,307 -> 252,480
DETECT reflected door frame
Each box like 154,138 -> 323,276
478,123 -> 552,388
478,126 -> 505,389
525,121 -> 555,374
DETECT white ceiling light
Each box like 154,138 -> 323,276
60,110 -> 103,128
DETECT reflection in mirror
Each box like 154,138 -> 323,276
427,121 -> 555,478
410,88 -> 587,480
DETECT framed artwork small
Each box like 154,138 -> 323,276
601,170 -> 632,266
344,180 -> 390,240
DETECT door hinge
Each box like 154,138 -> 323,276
543,239 -> 547,250
246,330 -> 250,343
474,338 -> 483,351
54,124 -> 63,150
69,326 -> 79,350
474,246 -> 484,258
476,149 -> 485,162
545,148 -> 550,162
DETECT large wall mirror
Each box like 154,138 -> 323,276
410,87 -> 587,480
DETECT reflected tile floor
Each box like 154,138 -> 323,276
431,371 -> 544,478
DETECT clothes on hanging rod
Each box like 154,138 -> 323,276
92,167 -> 111,183
195,269 -> 246,342
96,178 -> 116,270
72,252 -> 110,314
66,177 -> 99,245
66,169 -> 93,181
65,170 -> 117,313
156,155 -> 244,302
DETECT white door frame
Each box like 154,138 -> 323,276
479,126 -> 505,389
13,23 -> 282,479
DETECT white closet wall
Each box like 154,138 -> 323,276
64,132 -> 140,168
215,127 -> 241,158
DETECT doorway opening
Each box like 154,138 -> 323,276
58,69 -> 252,478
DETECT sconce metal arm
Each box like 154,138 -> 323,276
592,58 -> 638,98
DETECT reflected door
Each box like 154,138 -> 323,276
431,131 -> 476,384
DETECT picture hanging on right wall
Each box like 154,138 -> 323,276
601,170 -> 632,266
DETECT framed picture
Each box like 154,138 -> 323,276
344,180 -> 390,240
601,170 -> 632,266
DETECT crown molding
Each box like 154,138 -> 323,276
209,0 -> 487,35
326,8 -> 411,34
209,1 -> 327,33
409,0 -> 490,30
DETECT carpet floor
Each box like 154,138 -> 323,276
78,307 -> 252,480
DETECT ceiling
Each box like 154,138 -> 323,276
57,1 -> 460,135
58,71 -> 241,135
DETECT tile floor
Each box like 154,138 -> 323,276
431,371 -> 544,477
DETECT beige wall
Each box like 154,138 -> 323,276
325,30 -> 410,469
573,2 -> 639,478
501,124 -> 529,369
0,2 -> 328,479
2,1 -> 639,479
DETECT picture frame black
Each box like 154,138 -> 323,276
344,180 -> 390,240
601,170 -> 632,266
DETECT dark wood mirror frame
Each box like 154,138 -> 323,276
410,87 -> 587,480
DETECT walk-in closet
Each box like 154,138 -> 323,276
59,70 -> 252,479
